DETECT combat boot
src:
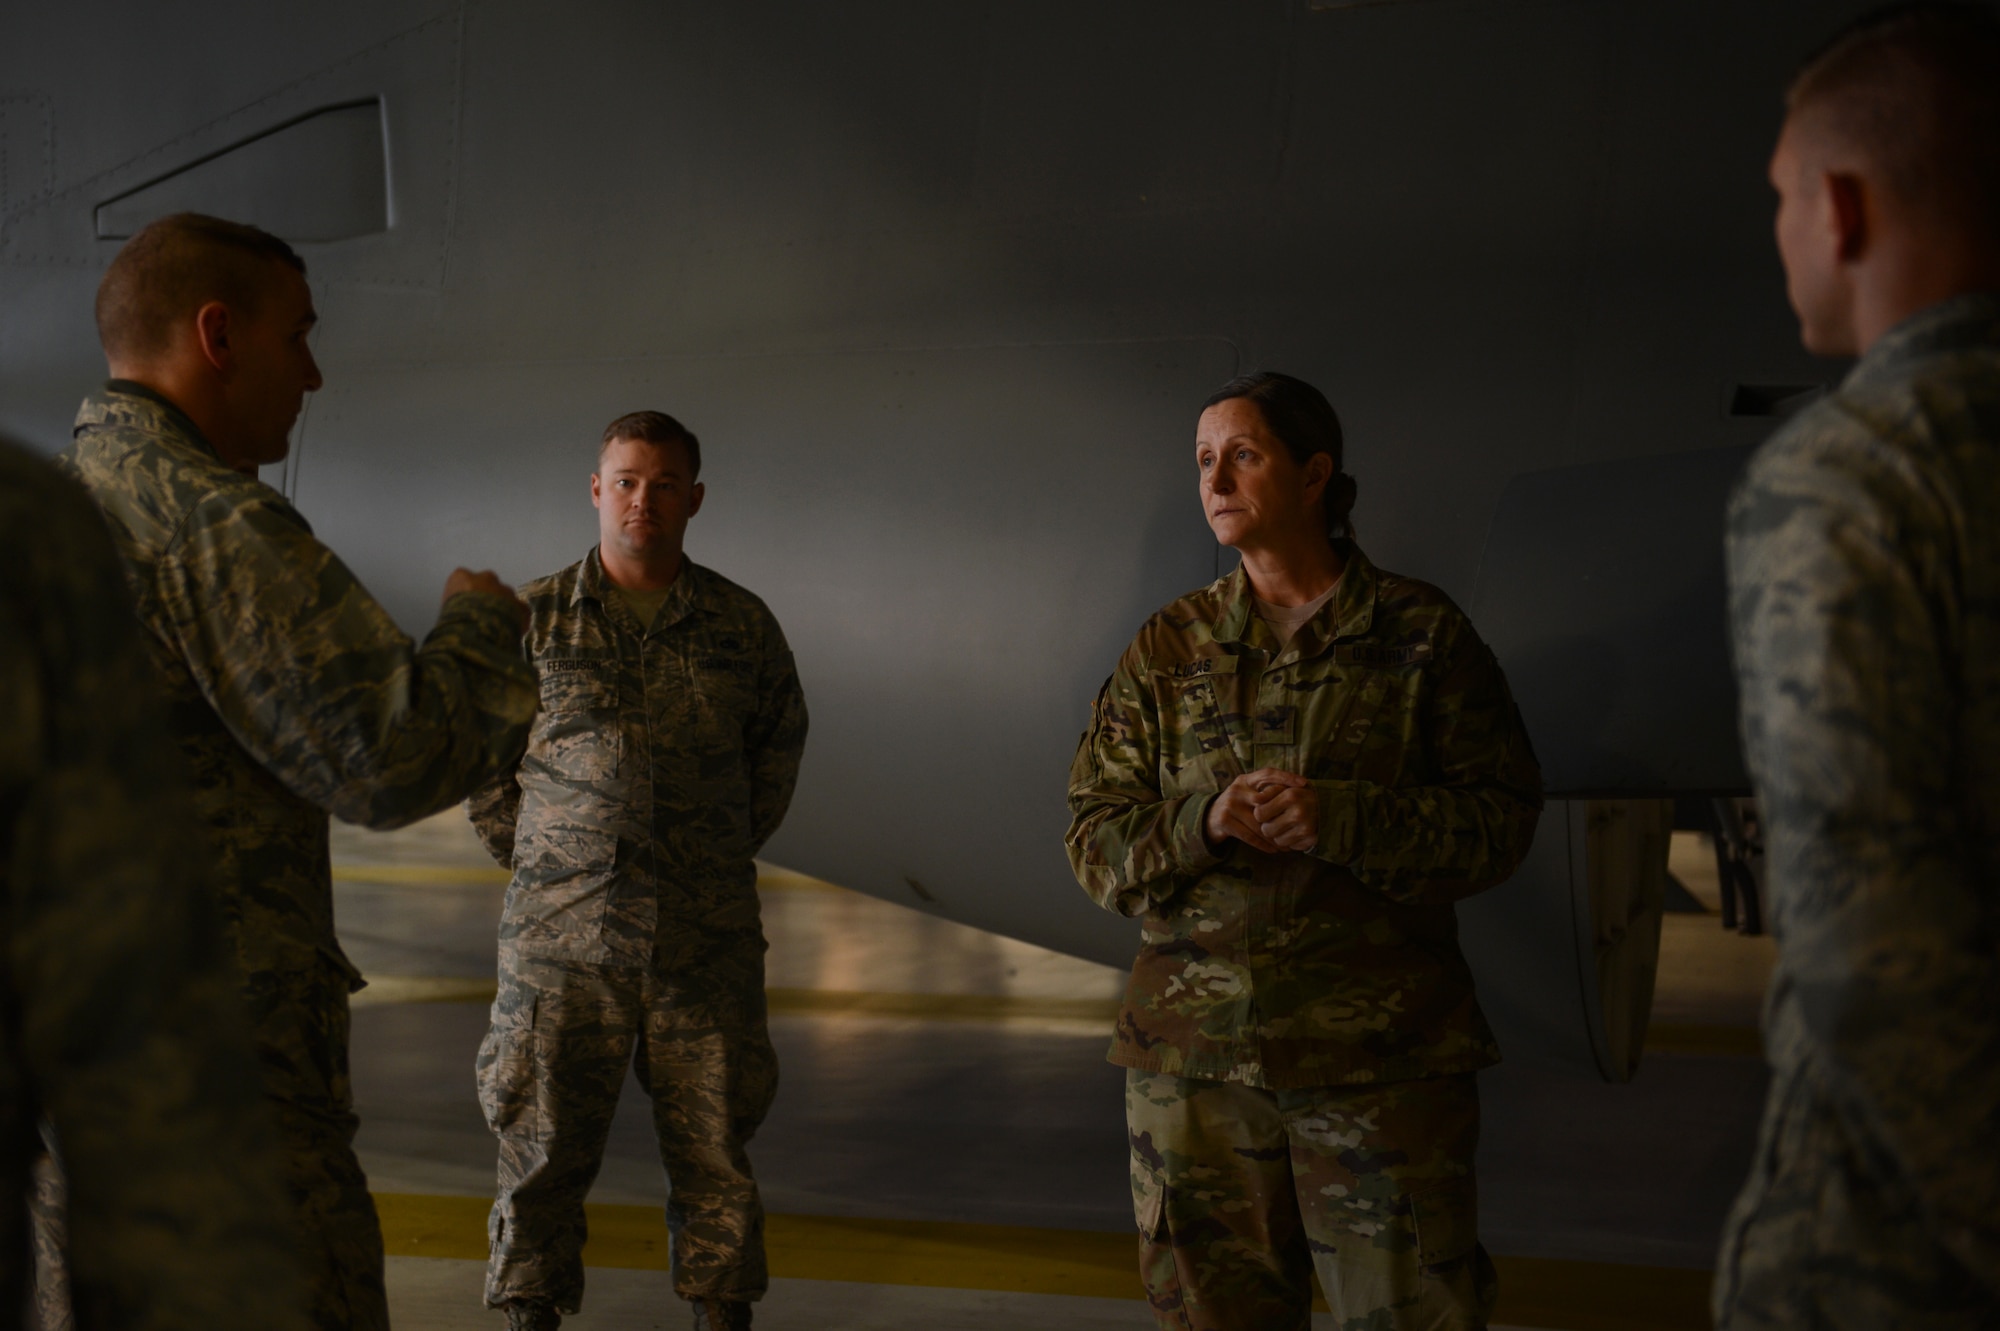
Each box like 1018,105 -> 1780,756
690,1299 -> 752,1330
502,1302 -> 561,1331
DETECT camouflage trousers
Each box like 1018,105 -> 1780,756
1714,1060 -> 2000,1329
27,962 -> 380,1331
246,959 -> 388,1331
478,944 -> 779,1312
1126,1069 -> 1495,1331
27,1139 -> 71,1331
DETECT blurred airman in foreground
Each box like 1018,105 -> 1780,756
1719,4 -> 2000,1325
0,438 -> 306,1330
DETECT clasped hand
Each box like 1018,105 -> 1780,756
1204,767 -> 1317,854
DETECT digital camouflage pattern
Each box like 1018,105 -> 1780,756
1127,1070 -> 1492,1331
1066,543 -> 1542,1088
467,549 -> 808,965
477,950 -> 779,1311
468,548 -> 806,1312
0,440 -> 305,1330
1718,292 -> 2000,1327
54,381 -> 538,1331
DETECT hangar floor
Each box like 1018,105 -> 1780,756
333,813 -> 1774,1331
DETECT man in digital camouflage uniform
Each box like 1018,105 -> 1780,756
469,411 -> 808,1331
1718,6 -> 2000,1326
0,438 -> 309,1330
1067,372 -> 1543,1331
53,213 -> 539,1331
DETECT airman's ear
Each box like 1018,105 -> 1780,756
193,301 -> 232,374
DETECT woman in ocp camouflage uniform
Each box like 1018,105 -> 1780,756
1065,372 -> 1542,1331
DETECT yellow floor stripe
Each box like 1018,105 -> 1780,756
352,976 -> 499,1007
350,975 -> 1763,1062
349,978 -> 1120,1023
764,989 -> 1119,1024
374,1193 -> 1711,1330
331,863 -> 841,890
1645,1024 -> 1764,1059
332,865 -> 511,886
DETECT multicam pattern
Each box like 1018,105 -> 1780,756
1066,544 -> 1542,1088
478,949 -> 779,1310
55,382 -> 537,1330
0,441 -> 305,1329
469,549 -> 806,1314
1127,1070 -> 1494,1331
1718,293 -> 2000,1328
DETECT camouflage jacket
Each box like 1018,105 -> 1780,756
56,383 -> 537,991
1727,292 -> 2000,1290
1066,544 -> 1542,1088
467,549 -> 808,969
0,441 -> 307,1328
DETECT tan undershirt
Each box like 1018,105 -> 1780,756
611,584 -> 673,630
1253,577 -> 1341,651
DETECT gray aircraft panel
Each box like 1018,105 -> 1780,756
0,0 -> 1872,1068
1473,443 -> 1758,797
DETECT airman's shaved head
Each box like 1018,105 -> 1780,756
95,213 -> 305,363
1784,3 -> 2000,234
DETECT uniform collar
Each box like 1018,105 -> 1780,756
575,545 -> 709,635
75,380 -> 225,466
1212,540 -> 1377,657
1848,290 -> 2000,391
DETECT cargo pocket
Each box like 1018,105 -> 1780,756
1411,1173 -> 1493,1326
1413,1173 -> 1476,1267
1132,1166 -> 1197,1331
475,991 -> 546,1142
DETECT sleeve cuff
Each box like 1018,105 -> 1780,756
1171,793 -> 1224,874
439,587 -> 515,629
1309,779 -> 1361,865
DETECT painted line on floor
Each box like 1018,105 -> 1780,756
373,1192 -> 1712,1331
349,977 -> 1120,1023
333,864 -> 511,885
331,861 -> 842,891
350,973 -> 1766,1060
1644,1023 -> 1763,1059
352,976 -> 499,1007
765,988 -> 1120,1024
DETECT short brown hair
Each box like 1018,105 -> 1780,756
1786,3 -> 2000,231
95,213 -> 306,363
599,410 -> 701,478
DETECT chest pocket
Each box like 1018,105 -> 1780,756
691,643 -> 759,738
1313,642 -> 1431,784
1154,656 -> 1244,795
536,657 -> 622,782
